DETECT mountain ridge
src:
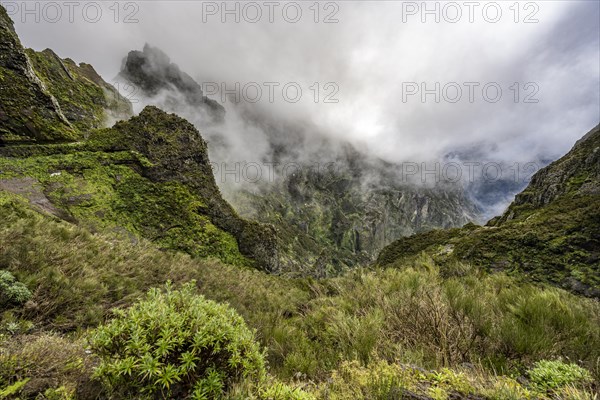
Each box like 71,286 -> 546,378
118,44 -> 482,274
1,4 -> 599,398
0,6 -> 279,271
378,124 -> 600,297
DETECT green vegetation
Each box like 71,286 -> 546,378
1,5 -> 130,144
25,49 -> 132,132
91,283 -> 266,399
1,6 -> 598,397
0,150 -> 248,266
0,334 -> 94,399
378,188 -> 600,298
0,270 -> 31,308
378,126 -> 600,298
229,163 -> 478,275
528,360 -> 593,391
314,359 -> 597,400
0,106 -> 282,269
0,194 -> 598,398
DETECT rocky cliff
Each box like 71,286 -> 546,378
0,6 -> 132,144
0,6 -> 74,143
0,6 -> 278,271
117,44 -> 481,274
493,124 -> 600,224
377,125 -> 600,297
230,150 -> 479,275
118,44 -> 225,124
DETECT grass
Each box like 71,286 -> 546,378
378,195 -> 600,297
0,191 -> 598,398
2,5 -> 598,397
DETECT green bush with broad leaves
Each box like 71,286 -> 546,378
89,282 -> 266,399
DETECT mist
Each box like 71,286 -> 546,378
7,0 -> 600,218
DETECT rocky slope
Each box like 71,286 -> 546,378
118,45 -> 481,274
492,124 -> 600,224
230,150 -> 479,275
0,6 -> 278,271
0,6 -> 131,144
0,6 -> 74,144
378,124 -> 600,297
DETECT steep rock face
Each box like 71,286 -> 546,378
96,106 -> 279,271
377,125 -> 600,297
0,5 -> 132,144
231,155 -> 479,274
0,6 -> 75,143
118,44 -> 225,123
26,48 -> 132,131
493,124 -> 600,224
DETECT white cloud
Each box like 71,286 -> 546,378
9,0 -> 599,166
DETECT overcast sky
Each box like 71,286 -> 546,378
7,0 -> 600,166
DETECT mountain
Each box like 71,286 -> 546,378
118,44 -> 225,124
229,150 -> 480,275
0,10 -> 479,276
1,6 -> 599,399
0,5 -> 74,143
118,45 -> 481,274
377,124 -> 600,297
493,125 -> 600,224
0,6 -> 131,144
0,8 -> 278,272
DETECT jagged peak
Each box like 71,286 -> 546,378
118,44 -> 225,123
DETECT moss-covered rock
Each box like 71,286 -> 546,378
0,4 -> 132,144
0,5 -> 76,144
26,48 -> 132,132
496,124 -> 600,224
89,106 -> 279,271
0,106 -> 278,270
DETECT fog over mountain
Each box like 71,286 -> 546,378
4,2 -> 600,395
9,0 -> 599,217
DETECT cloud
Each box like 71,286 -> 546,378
8,0 -> 599,216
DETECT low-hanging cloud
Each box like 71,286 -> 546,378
8,0 -> 600,216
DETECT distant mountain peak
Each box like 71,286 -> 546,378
118,44 -> 225,123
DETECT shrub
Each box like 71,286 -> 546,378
528,360 -> 593,391
0,311 -> 34,336
224,379 -> 316,400
90,282 -> 266,399
0,270 -> 31,309
313,359 -> 478,400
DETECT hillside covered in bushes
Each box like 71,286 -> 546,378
1,4 -> 599,400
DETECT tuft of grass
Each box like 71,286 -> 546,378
0,333 -> 96,398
